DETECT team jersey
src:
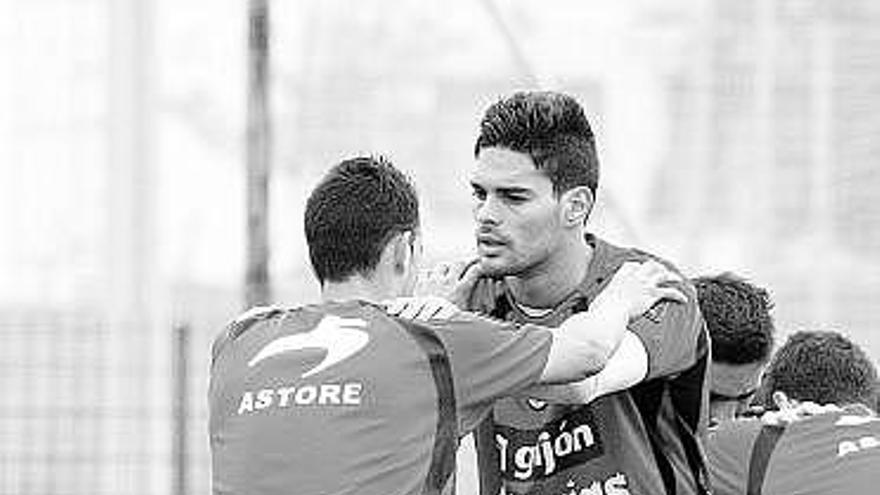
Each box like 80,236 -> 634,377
706,405 -> 880,495
473,234 -> 711,495
208,299 -> 553,495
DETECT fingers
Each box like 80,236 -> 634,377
457,258 -> 483,284
655,287 -> 688,304
761,391 -> 843,425
415,259 -> 480,299
382,296 -> 459,322
772,391 -> 795,412
399,298 -> 430,320
383,298 -> 409,317
433,302 -> 458,320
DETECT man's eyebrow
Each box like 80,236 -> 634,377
469,182 -> 533,195
497,186 -> 532,195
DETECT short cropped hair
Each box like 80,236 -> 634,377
304,155 -> 419,284
759,331 -> 878,408
693,273 -> 774,365
474,91 -> 599,196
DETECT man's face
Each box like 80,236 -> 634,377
470,147 -> 564,277
709,360 -> 765,421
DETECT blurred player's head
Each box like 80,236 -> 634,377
471,91 -> 598,276
693,273 -> 774,422
305,155 -> 421,297
757,331 -> 878,410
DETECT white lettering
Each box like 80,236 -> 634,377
237,392 -> 254,414
295,385 -> 318,404
496,434 -> 508,473
255,389 -> 274,410
319,384 -> 341,405
513,446 -> 535,480
237,382 -> 363,413
579,482 -> 602,495
839,435 -> 880,457
858,436 -> 880,449
838,440 -> 859,457
501,422 -> 599,480
555,431 -> 574,457
604,473 -> 631,495
342,383 -> 362,405
537,432 -> 556,474
572,424 -> 594,450
277,387 -> 296,407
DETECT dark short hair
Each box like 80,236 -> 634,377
693,273 -> 774,365
474,91 -> 598,196
759,331 -> 878,408
304,155 -> 419,284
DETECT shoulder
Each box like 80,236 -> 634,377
591,235 -> 691,289
211,305 -> 293,366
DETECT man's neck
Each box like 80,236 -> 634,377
507,234 -> 593,308
320,276 -> 392,305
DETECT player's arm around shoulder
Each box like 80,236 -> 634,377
523,259 -> 694,403
540,260 -> 687,385
624,256 -> 705,381
523,329 -> 649,404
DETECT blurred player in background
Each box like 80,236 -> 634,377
692,273 -> 775,424
465,91 -> 711,495
706,330 -> 880,495
208,155 -> 685,495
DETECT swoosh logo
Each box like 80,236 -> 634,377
248,315 -> 369,378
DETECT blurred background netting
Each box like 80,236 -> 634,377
1,0 -> 879,494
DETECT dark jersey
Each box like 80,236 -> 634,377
474,234 -> 710,495
706,405 -> 880,495
209,300 -> 553,495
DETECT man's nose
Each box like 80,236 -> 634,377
474,195 -> 501,225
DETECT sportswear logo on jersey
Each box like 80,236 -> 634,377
248,315 -> 369,378
495,406 -> 604,482
527,398 -> 548,411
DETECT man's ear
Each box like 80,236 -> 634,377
390,231 -> 414,274
561,186 -> 594,227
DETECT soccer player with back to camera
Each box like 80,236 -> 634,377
208,155 -> 686,495
706,330 -> 880,495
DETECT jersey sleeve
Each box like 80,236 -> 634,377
627,276 -> 706,380
429,312 -> 553,434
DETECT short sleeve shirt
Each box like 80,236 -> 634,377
707,405 -> 880,495
209,300 -> 552,495
474,234 -> 711,495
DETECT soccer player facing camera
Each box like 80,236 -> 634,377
465,91 -> 711,495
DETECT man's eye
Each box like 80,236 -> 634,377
504,195 -> 527,203
472,189 -> 487,200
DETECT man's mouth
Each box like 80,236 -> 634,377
477,233 -> 507,252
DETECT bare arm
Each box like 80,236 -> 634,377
528,330 -> 648,400
537,261 -> 683,384
389,259 -> 683,387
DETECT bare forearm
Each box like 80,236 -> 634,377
530,331 -> 649,401
539,302 -> 630,384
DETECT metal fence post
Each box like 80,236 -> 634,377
172,324 -> 190,495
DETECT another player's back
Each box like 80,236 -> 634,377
706,405 -> 880,495
209,301 -> 447,495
